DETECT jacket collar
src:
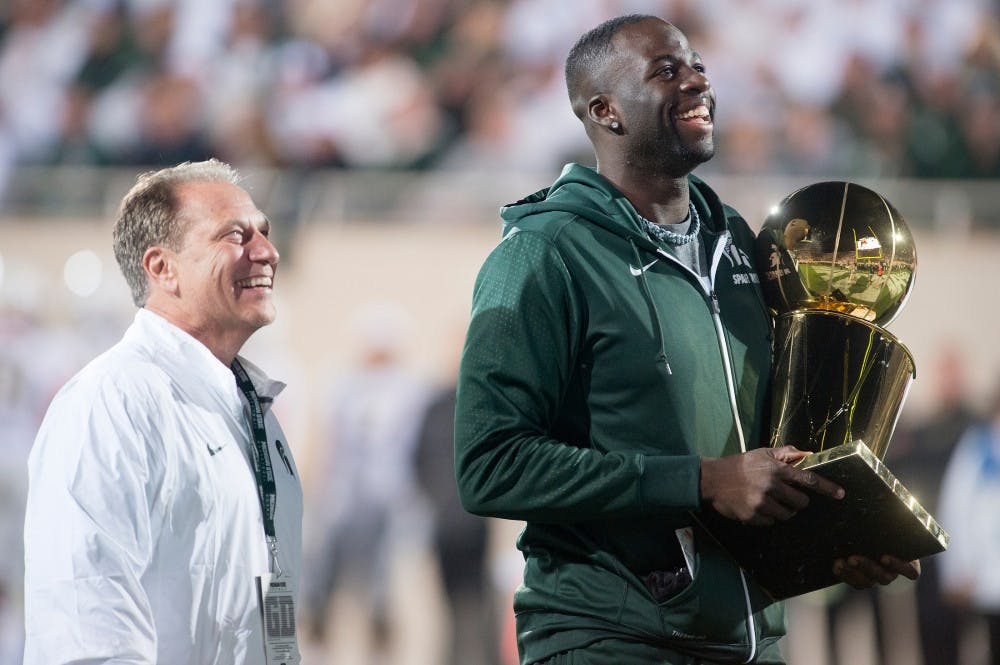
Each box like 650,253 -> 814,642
127,309 -> 285,414
500,163 -> 729,247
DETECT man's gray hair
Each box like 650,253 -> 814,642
113,159 -> 241,307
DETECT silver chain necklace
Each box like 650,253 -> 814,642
640,202 -> 701,246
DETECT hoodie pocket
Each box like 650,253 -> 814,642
654,530 -> 782,648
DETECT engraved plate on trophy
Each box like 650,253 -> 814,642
699,181 -> 948,600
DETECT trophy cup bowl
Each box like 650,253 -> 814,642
697,181 -> 948,599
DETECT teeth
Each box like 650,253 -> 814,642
237,276 -> 272,288
678,106 -> 709,120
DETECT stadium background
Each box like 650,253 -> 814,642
1,0 -> 999,663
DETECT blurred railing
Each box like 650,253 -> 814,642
2,165 -> 998,234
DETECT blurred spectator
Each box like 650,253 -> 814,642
414,327 -> 496,665
773,102 -> 854,177
303,301 -> 433,663
0,258 -> 126,663
0,306 -> 47,663
131,70 -> 211,165
958,16 -> 1000,178
938,379 -> 1000,665
203,0 -> 282,166
714,115 -> 778,176
0,0 -> 95,164
891,346 -> 976,665
324,44 -> 447,168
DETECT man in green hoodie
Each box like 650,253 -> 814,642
454,14 -> 920,665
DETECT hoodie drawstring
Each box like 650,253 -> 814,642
629,238 -> 672,376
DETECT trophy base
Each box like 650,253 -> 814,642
696,441 -> 949,600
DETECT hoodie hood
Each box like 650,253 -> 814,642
500,163 -> 731,253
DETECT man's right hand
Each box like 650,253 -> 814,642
700,446 -> 845,525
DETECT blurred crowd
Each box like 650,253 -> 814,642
1,0 -> 999,209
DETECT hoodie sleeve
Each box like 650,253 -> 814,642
454,228 -> 701,523
23,377 -> 157,664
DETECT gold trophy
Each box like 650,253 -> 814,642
701,181 -> 948,600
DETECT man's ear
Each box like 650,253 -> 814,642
143,246 -> 177,294
587,95 -> 620,133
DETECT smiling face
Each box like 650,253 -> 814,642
144,179 -> 279,363
604,18 -> 716,174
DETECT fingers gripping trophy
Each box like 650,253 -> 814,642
707,182 -> 949,600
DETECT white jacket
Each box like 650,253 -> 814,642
23,309 -> 303,664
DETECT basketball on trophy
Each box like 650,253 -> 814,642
755,181 -> 916,327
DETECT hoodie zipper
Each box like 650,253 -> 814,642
650,231 -> 758,663
650,232 -> 748,453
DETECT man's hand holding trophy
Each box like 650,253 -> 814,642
700,181 -> 948,600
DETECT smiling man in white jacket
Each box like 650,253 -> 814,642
23,159 -> 303,664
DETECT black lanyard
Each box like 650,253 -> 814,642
231,358 -> 277,540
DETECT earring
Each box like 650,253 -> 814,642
610,120 -> 621,133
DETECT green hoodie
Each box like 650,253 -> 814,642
455,164 -> 783,663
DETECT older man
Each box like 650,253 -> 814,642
23,159 -> 302,664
